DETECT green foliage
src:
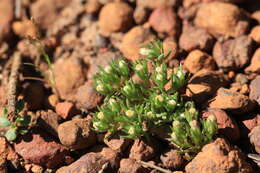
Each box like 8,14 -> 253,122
170,102 -> 218,157
0,100 -> 31,141
92,40 -> 217,156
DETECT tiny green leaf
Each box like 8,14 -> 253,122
2,108 -> 8,116
0,116 -> 11,127
5,128 -> 17,141
16,115 -> 31,126
16,99 -> 25,113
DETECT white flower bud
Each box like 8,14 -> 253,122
97,112 -> 105,120
189,108 -> 196,114
96,84 -> 104,92
128,126 -> 135,135
168,100 -> 176,106
119,60 -> 126,68
104,66 -> 112,73
171,132 -> 177,140
126,110 -> 135,117
172,120 -> 181,127
147,111 -> 153,118
109,98 -> 116,105
155,66 -> 162,73
207,114 -> 217,122
155,95 -> 164,102
123,85 -> 131,93
93,122 -> 101,129
189,120 -> 199,129
156,74 -> 163,81
139,48 -> 150,56
135,64 -> 143,71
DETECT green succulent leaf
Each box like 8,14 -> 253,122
0,116 -> 11,127
16,115 -> 31,126
5,128 -> 17,141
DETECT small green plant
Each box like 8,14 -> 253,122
92,40 -> 217,156
0,100 -> 31,141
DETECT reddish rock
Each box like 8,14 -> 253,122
184,0 -> 245,8
37,110 -> 62,137
0,137 -> 19,168
163,38 -> 179,61
0,157 -> 7,173
0,0 -> 13,40
98,2 -> 134,36
14,131 -> 68,168
213,36 -> 255,71
137,0 -> 178,9
242,114 -> 260,137
252,11 -> 260,23
195,2 -> 250,37
184,50 -> 216,74
209,88 -> 256,115
58,118 -> 96,149
30,0 -> 59,29
249,77 -> 260,105
129,138 -> 158,161
186,70 -> 228,105
121,26 -> 154,61
185,138 -> 253,173
56,147 -> 120,173
134,6 -> 149,24
249,25 -> 260,44
249,126 -> 260,154
118,158 -> 150,173
12,20 -> 38,38
23,82 -> 45,110
203,108 -> 240,142
245,48 -> 260,73
160,149 -> 185,170
55,101 -> 77,119
149,6 -> 181,38
104,134 -> 132,152
75,81 -> 103,110
85,0 -> 101,14
53,58 -> 86,100
179,23 -> 215,52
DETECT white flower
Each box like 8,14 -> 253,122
128,126 -> 135,135
96,84 -> 104,92
189,108 -> 196,114
126,110 -> 135,117
172,120 -> 180,127
119,60 -> 126,68
156,74 -> 163,81
168,100 -> 176,106
171,132 -> 177,140
147,111 -> 153,118
155,66 -> 162,73
97,112 -> 105,120
104,66 -> 112,73
135,64 -> 143,71
139,48 -> 150,56
207,114 -> 217,122
180,113 -> 185,118
189,120 -> 199,129
155,95 -> 164,102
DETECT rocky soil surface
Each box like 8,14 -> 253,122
0,0 -> 259,172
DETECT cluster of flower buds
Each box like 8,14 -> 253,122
133,59 -> 149,81
153,64 -> 168,89
94,59 -> 129,95
171,65 -> 187,91
170,102 -> 218,155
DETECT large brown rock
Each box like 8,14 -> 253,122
129,138 -> 158,161
213,36 -> 255,71
184,49 -> 216,74
56,147 -> 120,173
0,0 -> 13,41
245,48 -> 260,73
249,25 -> 260,44
137,0 -> 178,9
121,26 -> 154,61
184,0 -> 245,8
249,77 -> 260,105
58,118 -> 96,149
98,2 -> 134,36
149,6 -> 181,38
249,126 -> 260,154
179,23 -> 215,52
0,137 -> 19,169
12,20 -> 38,38
195,2 -> 250,37
185,138 -> 253,173
75,81 -> 103,110
242,114 -> 260,137
53,58 -> 86,100
160,149 -> 185,170
118,158 -> 150,173
104,134 -> 132,152
14,130 -> 68,168
186,70 -> 228,105
209,88 -> 256,115
202,109 -> 240,142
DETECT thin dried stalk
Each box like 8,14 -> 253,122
137,160 -> 172,173
7,52 -> 21,119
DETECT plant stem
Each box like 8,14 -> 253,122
137,160 -> 172,173
7,52 -> 21,120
